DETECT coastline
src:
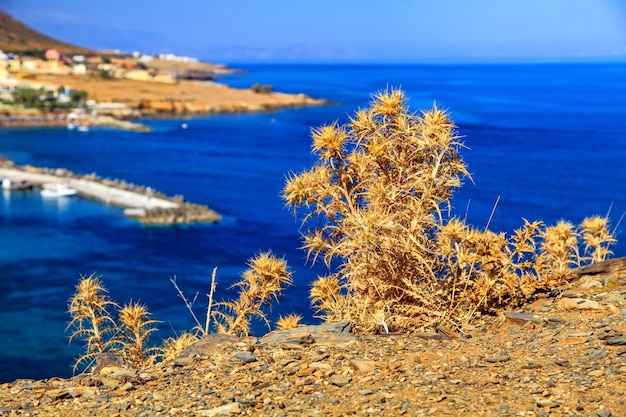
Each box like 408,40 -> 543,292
1,57 -> 332,132
0,72 -> 331,132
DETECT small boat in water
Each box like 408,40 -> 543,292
41,183 -> 78,198
67,111 -> 90,132
2,178 -> 33,191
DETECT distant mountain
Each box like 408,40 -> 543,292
0,10 -> 91,54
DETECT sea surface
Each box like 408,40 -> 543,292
1,63 -> 625,382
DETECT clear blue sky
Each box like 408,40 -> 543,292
2,0 -> 625,63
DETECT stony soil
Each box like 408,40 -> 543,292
1,263 -> 625,417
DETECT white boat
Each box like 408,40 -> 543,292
2,178 -> 33,191
41,183 -> 78,198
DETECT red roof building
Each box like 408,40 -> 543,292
44,49 -> 61,61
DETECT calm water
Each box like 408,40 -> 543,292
1,63 -> 625,382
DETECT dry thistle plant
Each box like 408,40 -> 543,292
67,273 -> 120,373
580,215 -> 616,263
284,88 -> 470,333
212,251 -> 293,336
116,301 -> 161,368
284,87 -> 617,333
276,313 -> 303,330
67,274 -> 162,372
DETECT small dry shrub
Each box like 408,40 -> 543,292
69,252 -> 294,371
212,250 -> 293,336
67,274 -> 120,373
117,301 -> 161,368
283,88 -> 617,333
67,274 -> 161,373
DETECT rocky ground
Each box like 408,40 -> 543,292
1,260 -> 625,416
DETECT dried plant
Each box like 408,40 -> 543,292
276,313 -> 303,330
67,275 -> 161,372
284,88 -> 470,332
161,332 -> 199,363
170,267 -> 218,337
213,251 -> 293,336
116,301 -> 161,368
310,274 -> 348,322
580,215 -> 616,263
67,274 -> 120,373
283,88 -> 617,333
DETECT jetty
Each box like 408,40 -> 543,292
0,159 -> 221,225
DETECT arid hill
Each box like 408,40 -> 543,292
0,10 -> 91,54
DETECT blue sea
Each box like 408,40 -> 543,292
1,63 -> 625,382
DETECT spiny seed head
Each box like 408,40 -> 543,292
310,275 -> 342,302
283,171 -> 313,206
580,216 -> 611,237
118,301 -> 154,330
246,251 -> 293,286
276,313 -> 302,330
311,122 -> 347,159
73,274 -> 107,304
371,88 -> 406,116
350,108 -> 375,140
542,221 -> 578,251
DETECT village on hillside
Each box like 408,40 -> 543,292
0,47 -> 326,131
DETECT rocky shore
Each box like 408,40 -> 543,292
0,110 -> 150,132
1,260 -> 625,416
0,158 -> 221,225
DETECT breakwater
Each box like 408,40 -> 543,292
0,159 -> 221,225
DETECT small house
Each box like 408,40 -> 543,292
45,49 -> 61,61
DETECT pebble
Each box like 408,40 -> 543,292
234,352 -> 257,363
350,359 -> 379,372
484,355 -> 510,363
329,375 -> 352,387
604,336 -> 626,345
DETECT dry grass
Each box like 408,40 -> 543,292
283,88 -> 617,334
170,267 -> 218,337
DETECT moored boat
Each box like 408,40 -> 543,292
2,178 -> 33,191
41,183 -> 78,197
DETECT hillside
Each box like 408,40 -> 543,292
0,10 -> 91,54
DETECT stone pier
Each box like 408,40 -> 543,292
0,162 -> 221,225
